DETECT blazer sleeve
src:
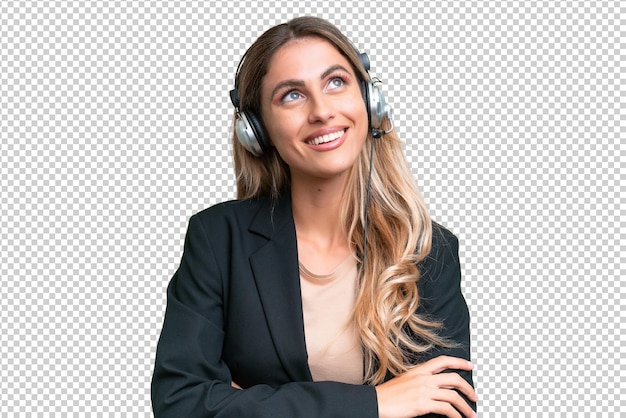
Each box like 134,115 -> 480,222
151,212 -> 378,418
415,225 -> 477,414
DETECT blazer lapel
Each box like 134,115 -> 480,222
248,194 -> 312,382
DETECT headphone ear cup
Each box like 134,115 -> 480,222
365,81 -> 387,130
247,111 -> 271,153
234,110 -> 270,157
234,111 -> 263,157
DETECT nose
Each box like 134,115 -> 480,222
307,92 -> 334,124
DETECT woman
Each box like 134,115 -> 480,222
152,16 -> 477,418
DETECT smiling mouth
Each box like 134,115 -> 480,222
306,129 -> 346,145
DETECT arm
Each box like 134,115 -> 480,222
416,225 -> 477,415
417,226 -> 475,391
375,225 -> 477,418
151,213 -> 378,418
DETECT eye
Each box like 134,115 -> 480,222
326,76 -> 346,90
280,90 -> 303,104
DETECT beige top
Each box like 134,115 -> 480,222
299,256 -> 363,384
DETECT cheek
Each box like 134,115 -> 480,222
260,108 -> 284,145
346,92 -> 368,122
351,99 -> 370,137
264,113 -> 301,148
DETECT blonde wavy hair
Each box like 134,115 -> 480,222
232,16 -> 448,385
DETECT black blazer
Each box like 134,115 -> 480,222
151,192 -> 475,417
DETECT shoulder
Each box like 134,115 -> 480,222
188,193 -> 294,241
415,222 -> 466,318
194,198 -> 265,221
419,221 -> 460,283
430,222 -> 459,258
180,198 -> 265,245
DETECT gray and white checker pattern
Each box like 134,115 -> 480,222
1,0 -> 622,415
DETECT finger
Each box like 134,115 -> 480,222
433,388 -> 476,418
434,373 -> 478,401
419,355 -> 474,375
231,381 -> 242,389
427,399 -> 464,418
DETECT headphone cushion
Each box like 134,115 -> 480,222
360,80 -> 371,127
367,81 -> 386,129
246,111 -> 270,153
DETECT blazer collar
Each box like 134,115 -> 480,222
247,191 -> 313,382
248,191 -> 294,240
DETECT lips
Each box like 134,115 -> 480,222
306,129 -> 346,145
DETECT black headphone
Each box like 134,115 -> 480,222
229,51 -> 394,157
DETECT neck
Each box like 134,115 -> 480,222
291,175 -> 345,236
290,174 -> 352,272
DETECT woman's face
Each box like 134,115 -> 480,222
260,37 -> 369,183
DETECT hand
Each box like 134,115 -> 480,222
375,356 -> 477,418
231,381 -> 242,389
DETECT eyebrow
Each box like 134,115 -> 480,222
269,64 -> 352,101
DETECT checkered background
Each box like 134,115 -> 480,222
1,0 -> 622,416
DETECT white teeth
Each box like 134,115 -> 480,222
308,130 -> 345,145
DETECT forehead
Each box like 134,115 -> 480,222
263,37 -> 354,85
